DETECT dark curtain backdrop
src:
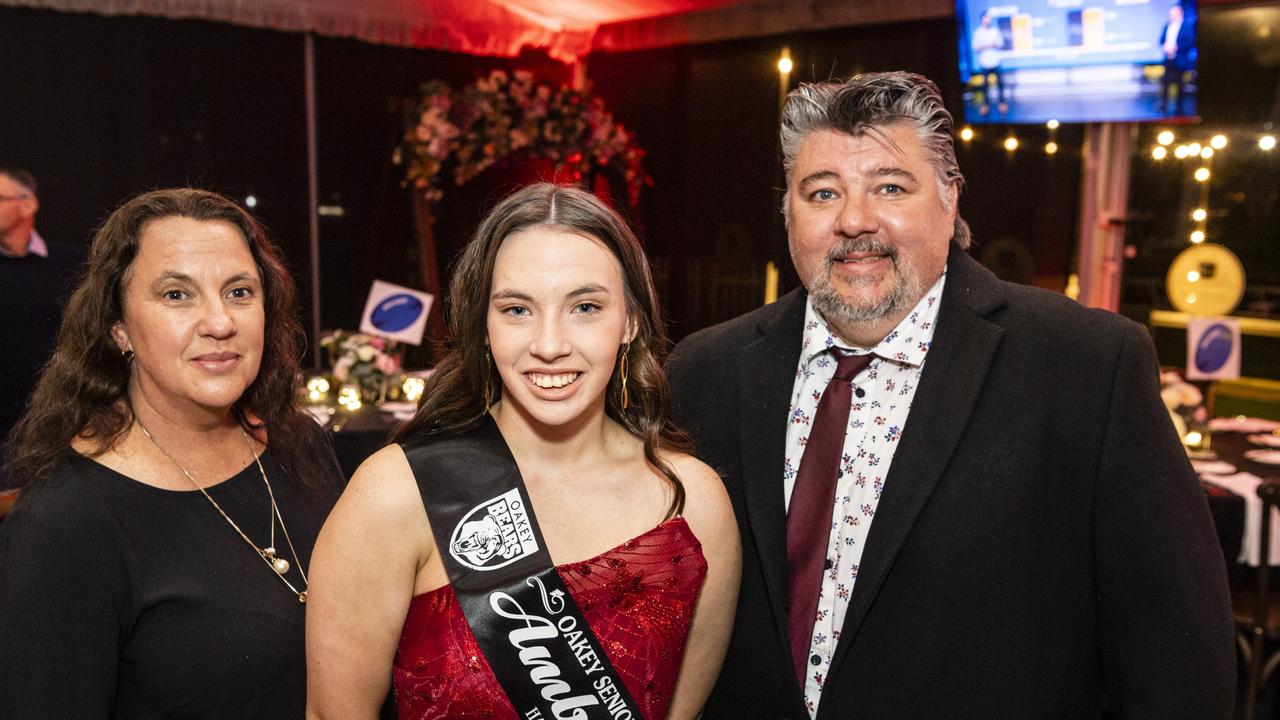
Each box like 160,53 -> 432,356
0,6 -> 310,324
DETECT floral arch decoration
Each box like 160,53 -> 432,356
395,69 -> 651,207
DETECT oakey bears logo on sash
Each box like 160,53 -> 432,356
449,489 -> 539,571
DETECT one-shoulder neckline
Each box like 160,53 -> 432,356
410,515 -> 698,601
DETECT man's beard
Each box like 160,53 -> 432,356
808,237 -> 923,327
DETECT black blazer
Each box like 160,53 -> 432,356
1160,19 -> 1197,71
667,248 -> 1234,719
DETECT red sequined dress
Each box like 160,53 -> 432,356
393,517 -> 707,719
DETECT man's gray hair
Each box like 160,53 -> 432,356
780,71 -> 971,249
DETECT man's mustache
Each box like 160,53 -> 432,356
825,238 -> 897,266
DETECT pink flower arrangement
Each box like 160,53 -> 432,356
320,330 -> 403,401
396,69 -> 651,206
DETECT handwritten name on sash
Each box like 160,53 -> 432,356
490,575 -> 633,720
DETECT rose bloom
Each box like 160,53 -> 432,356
375,353 -> 400,375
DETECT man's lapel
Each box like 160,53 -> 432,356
828,249 -> 1008,675
736,288 -> 807,648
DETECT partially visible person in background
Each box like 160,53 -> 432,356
0,166 -> 83,469
1159,2 -> 1196,114
971,11 -> 1007,116
0,188 -> 341,718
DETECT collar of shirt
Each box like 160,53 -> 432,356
0,229 -> 47,258
799,267 -> 948,370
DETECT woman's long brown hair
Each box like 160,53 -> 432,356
393,183 -> 689,518
4,188 -> 326,490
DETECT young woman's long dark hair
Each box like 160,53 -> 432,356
4,188 -> 325,490
394,183 -> 689,517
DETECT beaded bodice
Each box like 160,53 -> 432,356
393,517 -> 707,720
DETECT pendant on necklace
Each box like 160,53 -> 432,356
263,547 -> 290,575
298,591 -> 307,604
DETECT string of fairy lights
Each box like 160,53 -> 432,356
1145,128 -> 1277,247
950,119 -> 1277,251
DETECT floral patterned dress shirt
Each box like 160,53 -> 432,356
783,269 -> 947,716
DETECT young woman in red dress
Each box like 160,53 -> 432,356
306,183 -> 740,720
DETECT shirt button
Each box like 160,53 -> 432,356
854,387 -> 866,398
810,654 -> 822,666
823,558 -> 833,570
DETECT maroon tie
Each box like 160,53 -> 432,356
786,351 -> 875,686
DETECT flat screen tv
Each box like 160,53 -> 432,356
956,0 -> 1199,124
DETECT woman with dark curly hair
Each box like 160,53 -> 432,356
0,188 -> 341,718
307,183 -> 740,720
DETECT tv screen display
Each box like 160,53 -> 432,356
956,0 -> 1199,124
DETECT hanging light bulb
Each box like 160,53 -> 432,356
1209,134 -> 1228,150
1194,167 -> 1211,182
1003,136 -> 1019,151
1045,141 -> 1059,155
959,126 -> 975,142
1260,135 -> 1277,151
1152,146 -> 1168,160
1191,208 -> 1207,222
1157,130 -> 1175,146
1046,119 -> 1060,129
1190,230 -> 1206,243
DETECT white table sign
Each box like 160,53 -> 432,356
1186,316 -> 1241,381
359,280 -> 434,346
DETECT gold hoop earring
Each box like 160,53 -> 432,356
483,348 -> 494,412
619,343 -> 630,411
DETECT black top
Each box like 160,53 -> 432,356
0,445 -> 340,719
0,241 -> 84,449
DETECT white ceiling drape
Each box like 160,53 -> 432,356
0,0 -> 953,60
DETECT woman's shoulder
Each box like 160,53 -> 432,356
339,444 -> 425,523
3,452 -> 130,554
657,449 -> 720,491
15,450 -> 125,509
658,451 -> 733,527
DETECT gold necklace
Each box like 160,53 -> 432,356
137,422 -> 309,603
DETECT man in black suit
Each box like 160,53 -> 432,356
0,167 -> 82,466
666,72 -> 1233,719
1158,3 -> 1196,114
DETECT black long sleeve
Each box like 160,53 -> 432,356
0,448 -> 339,718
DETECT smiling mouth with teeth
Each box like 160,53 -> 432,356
527,372 -> 581,389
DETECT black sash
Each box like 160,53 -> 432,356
401,416 -> 644,720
